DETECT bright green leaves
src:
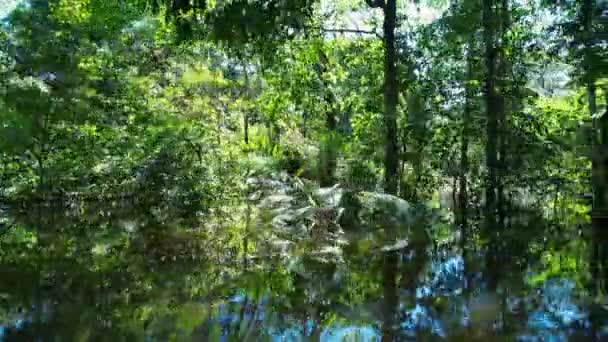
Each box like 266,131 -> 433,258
0,105 -> 34,154
528,240 -> 588,289
48,0 -> 141,37
182,65 -> 227,87
50,0 -> 91,24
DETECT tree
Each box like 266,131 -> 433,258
582,0 -> 608,293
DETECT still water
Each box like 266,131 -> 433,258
0,182 -> 605,341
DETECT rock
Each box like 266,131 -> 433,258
253,176 -> 442,264
340,191 -> 416,231
259,194 -> 293,209
314,184 -> 343,207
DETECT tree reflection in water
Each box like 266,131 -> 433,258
0,190 -> 605,341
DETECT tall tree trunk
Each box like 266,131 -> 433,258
599,92 -> 608,285
383,0 -> 399,196
589,86 -> 608,291
459,43 -> 473,233
483,0 -> 499,220
217,109 -> 222,146
483,0 -> 500,291
590,81 -> 598,208
324,92 -> 337,132
244,112 -> 249,145
242,62 -> 251,270
34,151 -> 45,197
382,2 -> 400,338
583,0 -> 607,294
243,64 -> 249,145
589,79 -> 602,293
460,43 -> 474,297
362,0 -> 401,339
497,0 -> 510,230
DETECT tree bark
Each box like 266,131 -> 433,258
483,0 -> 500,291
460,43 -> 474,297
598,94 -> 608,261
583,0 -> 607,294
459,43 -> 473,233
372,0 -> 401,340
383,0 -> 399,196
243,61 -> 250,145
497,0 -> 510,230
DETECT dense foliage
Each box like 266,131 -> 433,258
0,0 -> 607,340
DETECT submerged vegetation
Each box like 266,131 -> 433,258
0,0 -> 607,340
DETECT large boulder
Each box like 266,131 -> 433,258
249,177 -> 447,285
253,176 -> 439,236
353,191 -> 414,228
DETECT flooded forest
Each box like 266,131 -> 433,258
0,0 -> 607,340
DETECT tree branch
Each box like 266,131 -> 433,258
322,28 -> 382,39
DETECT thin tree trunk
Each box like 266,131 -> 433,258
483,0 -> 498,218
34,152 -> 45,196
243,201 -> 251,270
589,80 -> 603,293
600,90 -> 608,210
266,121 -> 273,154
242,61 -> 251,268
459,43 -> 473,232
372,0 -> 400,339
35,110 -> 50,197
483,0 -> 500,291
460,43 -> 473,296
302,114 -> 308,138
217,109 -> 222,146
453,175 -> 458,217
324,92 -> 337,132
383,0 -> 399,196
590,81 -> 598,209
599,91 -> 608,287
399,129 -> 408,198
244,114 -> 249,145
243,62 -> 250,145
590,87 -> 608,291
458,133 -> 469,231
215,71 -> 223,147
583,0 -> 605,294
497,0 -> 510,231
